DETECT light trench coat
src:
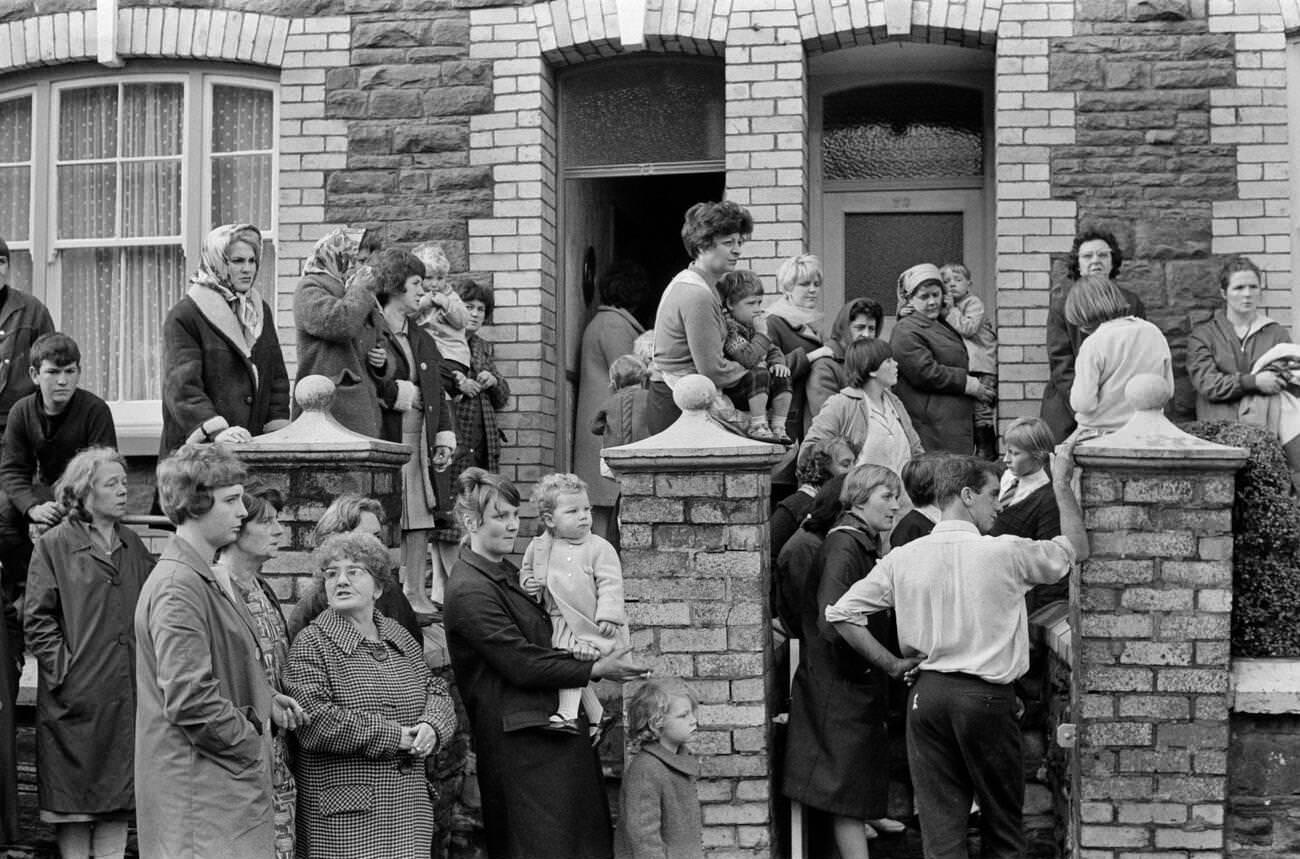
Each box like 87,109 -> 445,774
133,535 -> 275,859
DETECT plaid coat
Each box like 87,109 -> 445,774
286,609 -> 456,859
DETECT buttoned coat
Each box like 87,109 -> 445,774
134,535 -> 275,859
376,321 -> 455,472
161,289 -> 290,456
24,518 -> 153,813
614,744 -> 705,859
890,312 -> 974,454
294,270 -> 388,438
286,609 -> 456,859
0,287 -> 53,433
445,546 -> 614,859
575,306 -> 644,507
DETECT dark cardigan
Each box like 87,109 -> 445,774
989,481 -> 1061,541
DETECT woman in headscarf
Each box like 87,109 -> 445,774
890,263 -> 990,454
161,224 -> 290,457
293,227 -> 390,437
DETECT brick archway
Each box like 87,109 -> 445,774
0,9 -> 293,72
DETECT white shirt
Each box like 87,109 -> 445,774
999,468 -> 1049,506
826,520 -> 1075,684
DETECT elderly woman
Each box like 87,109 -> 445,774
575,262 -> 647,541
23,448 -> 152,859
286,532 -> 457,859
890,263 -> 990,454
1188,256 -> 1292,422
646,201 -> 754,434
784,465 -> 906,856
161,224 -> 290,456
806,297 -> 885,422
445,468 -> 649,859
212,486 -> 303,859
370,248 -> 456,613
287,493 -> 423,645
293,227 -> 389,436
135,443 -> 296,858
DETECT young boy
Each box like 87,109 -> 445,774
717,270 -> 793,443
940,262 -> 999,459
0,333 -> 116,607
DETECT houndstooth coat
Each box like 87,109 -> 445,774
287,609 -> 456,859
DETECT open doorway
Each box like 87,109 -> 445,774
561,171 -> 724,468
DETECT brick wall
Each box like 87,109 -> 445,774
1075,460 -> 1240,855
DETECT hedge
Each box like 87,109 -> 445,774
1183,420 -> 1300,657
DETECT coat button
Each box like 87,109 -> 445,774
420,362 -> 428,371
117,634 -> 127,645
244,395 -> 253,404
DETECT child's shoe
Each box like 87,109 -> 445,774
543,714 -> 581,735
747,419 -> 779,442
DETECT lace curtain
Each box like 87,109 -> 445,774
0,95 -> 31,290
56,82 -> 273,400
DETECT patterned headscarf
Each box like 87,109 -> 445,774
303,227 -> 367,282
896,262 -> 946,307
190,223 -> 265,347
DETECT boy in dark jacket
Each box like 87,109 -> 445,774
0,333 -> 116,606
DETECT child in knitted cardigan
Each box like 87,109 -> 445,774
717,269 -> 793,442
411,243 -> 471,383
520,473 -> 629,733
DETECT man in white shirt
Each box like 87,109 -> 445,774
826,447 -> 1089,859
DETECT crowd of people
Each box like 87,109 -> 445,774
0,196 -> 1289,859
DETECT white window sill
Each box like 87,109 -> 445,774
110,400 -> 162,457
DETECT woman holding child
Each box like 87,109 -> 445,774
646,201 -> 753,434
445,468 -> 649,859
890,263 -> 992,454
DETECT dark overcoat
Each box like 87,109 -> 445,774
160,290 -> 290,456
286,609 -> 456,859
0,593 -> 20,842
134,535 -> 274,859
0,286 -> 54,432
783,514 -> 894,818
444,546 -> 613,859
24,518 -> 153,813
891,312 -> 974,454
293,270 -> 388,437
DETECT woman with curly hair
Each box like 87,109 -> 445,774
646,201 -> 754,434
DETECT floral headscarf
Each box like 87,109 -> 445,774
303,227 -> 367,282
896,262 -> 946,311
190,223 -> 265,347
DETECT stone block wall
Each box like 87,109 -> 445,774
613,459 -> 778,858
1229,713 -> 1300,857
1075,466 -> 1238,855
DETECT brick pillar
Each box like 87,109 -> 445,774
1073,375 -> 1246,856
604,376 -> 784,858
233,375 -> 410,607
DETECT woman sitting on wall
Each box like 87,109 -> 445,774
645,201 -> 754,435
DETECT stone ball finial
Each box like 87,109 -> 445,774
294,375 -> 336,413
1125,373 -> 1171,413
673,374 -> 718,413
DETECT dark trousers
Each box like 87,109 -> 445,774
0,536 -> 31,613
907,671 -> 1025,859
645,379 -> 680,435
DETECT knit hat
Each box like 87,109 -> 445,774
897,263 -> 944,304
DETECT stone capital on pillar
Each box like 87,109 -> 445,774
604,375 -> 784,857
1071,374 -> 1246,857
230,375 -> 411,604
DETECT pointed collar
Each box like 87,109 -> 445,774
639,742 -> 699,778
311,607 -> 420,658
456,544 -> 520,585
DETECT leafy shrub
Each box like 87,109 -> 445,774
1183,420 -> 1300,656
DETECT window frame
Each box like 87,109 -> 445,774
1,63 -> 279,454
